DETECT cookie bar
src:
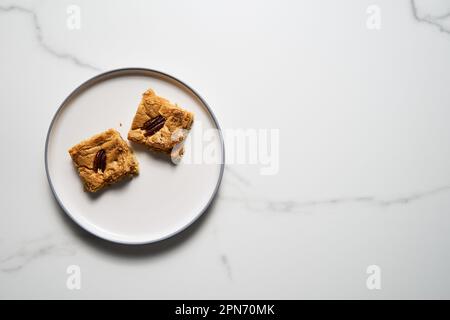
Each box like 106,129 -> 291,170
128,89 -> 194,155
68,129 -> 139,192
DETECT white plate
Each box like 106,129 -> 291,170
45,68 -> 224,244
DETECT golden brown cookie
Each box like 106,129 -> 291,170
68,129 -> 139,192
128,89 -> 194,155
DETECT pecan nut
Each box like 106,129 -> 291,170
142,115 -> 166,136
93,149 -> 106,172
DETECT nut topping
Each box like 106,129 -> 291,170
93,149 -> 106,172
142,115 -> 166,137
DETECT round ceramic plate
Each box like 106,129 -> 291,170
45,68 -> 224,244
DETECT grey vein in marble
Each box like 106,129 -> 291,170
0,234 -> 76,273
411,0 -> 450,34
0,5 -> 102,72
210,224 -> 233,281
225,165 -> 252,187
220,184 -> 450,213
220,254 -> 233,280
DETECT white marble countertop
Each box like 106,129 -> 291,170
1,0 -> 450,299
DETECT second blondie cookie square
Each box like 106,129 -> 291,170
128,89 -> 194,155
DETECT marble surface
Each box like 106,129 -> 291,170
1,0 -> 450,299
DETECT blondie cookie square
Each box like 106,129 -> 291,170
128,89 -> 194,155
68,129 -> 139,192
